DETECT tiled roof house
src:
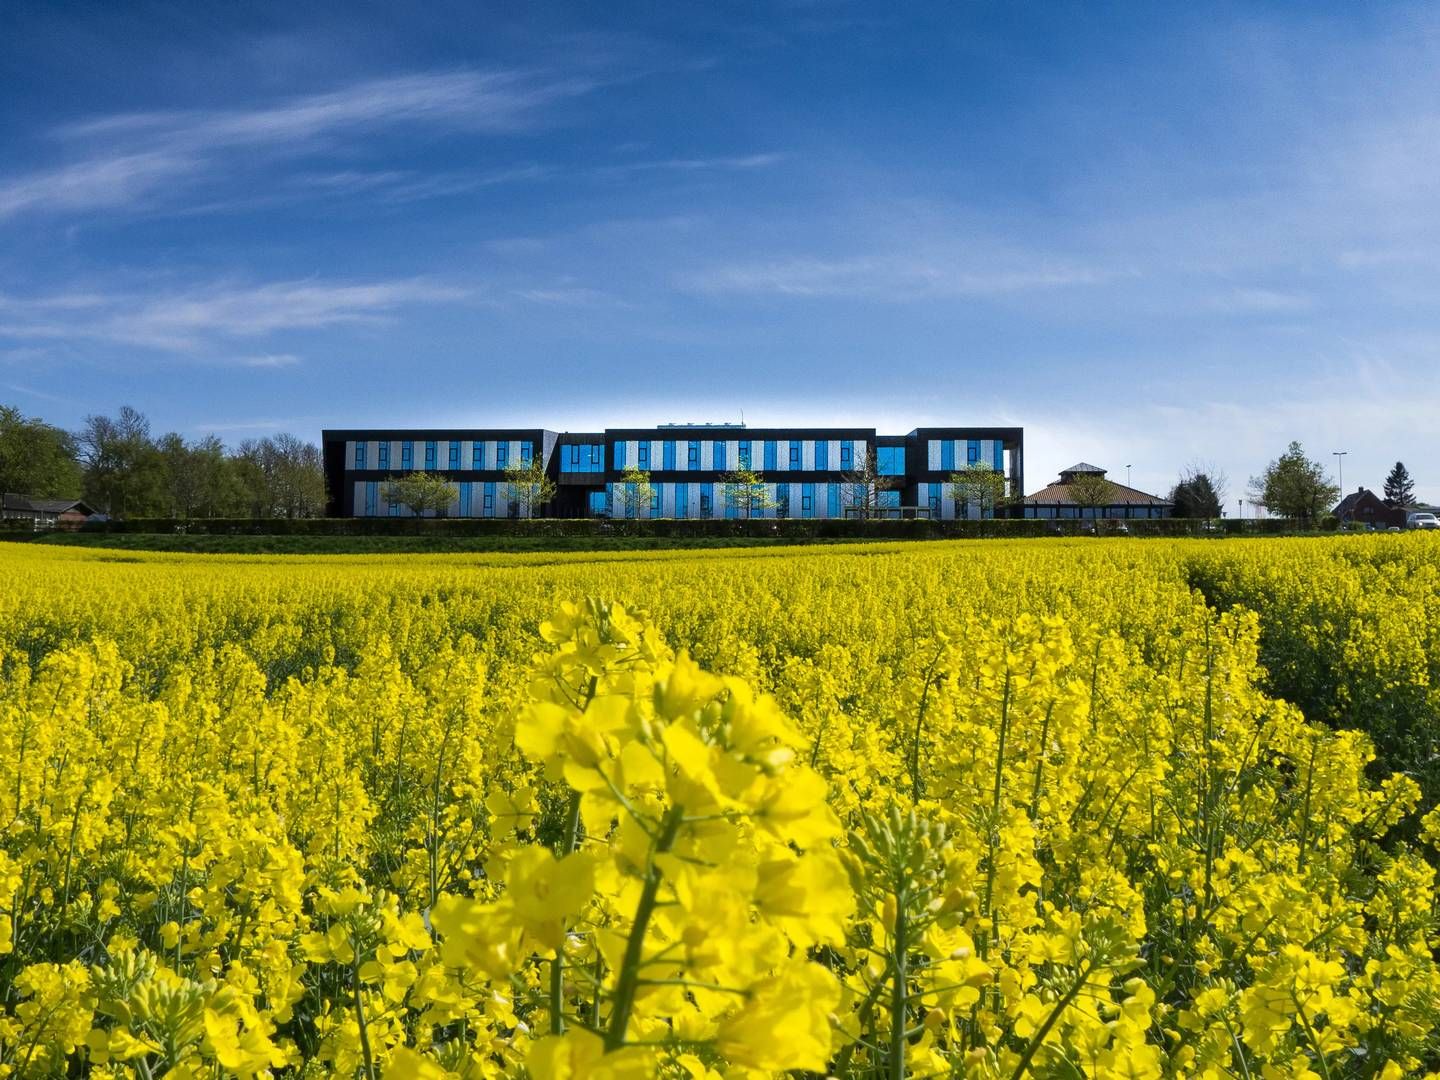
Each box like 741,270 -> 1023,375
1020,464 -> 1173,520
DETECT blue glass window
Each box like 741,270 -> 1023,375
739,440 -> 751,469
483,482 -> 495,515
354,443 -> 367,469
700,484 -> 713,518
589,490 -> 608,516
663,441 -> 676,470
460,482 -> 472,516
563,444 -> 604,473
638,441 -> 650,469
764,441 -> 778,471
827,483 -> 840,518
424,441 -> 437,469
614,441 -> 626,469
388,496 -> 399,516
994,443 -> 1004,471
449,443 -> 461,469
789,441 -> 801,468
473,442 -> 485,469
650,488 -> 660,516
364,481 -> 377,515
929,484 -> 942,516
521,441 -> 533,463
879,490 -> 900,508
496,442 -> 508,468
967,439 -> 980,465
378,442 -> 389,469
941,441 -> 955,471
401,441 -> 414,469
675,482 -> 689,518
877,446 -> 905,475
712,442 -> 726,472
802,483 -> 815,518
687,441 -> 700,469
814,441 -> 828,470
776,486 -> 790,518
840,440 -> 853,470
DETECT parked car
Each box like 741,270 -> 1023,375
1406,512 -> 1440,530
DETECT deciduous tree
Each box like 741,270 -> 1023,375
0,404 -> 82,498
720,466 -> 774,519
839,448 -> 897,519
382,471 -> 456,517
1247,441 -> 1339,522
503,458 -> 556,518
615,466 -> 655,518
946,463 -> 1007,519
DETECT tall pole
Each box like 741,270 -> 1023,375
1333,451 -> 1347,495
1126,464 -> 1132,489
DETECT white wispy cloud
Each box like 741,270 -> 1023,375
0,277 -> 469,350
685,253 -> 1112,300
0,71 -> 594,220
229,353 -> 303,368
593,152 -> 788,179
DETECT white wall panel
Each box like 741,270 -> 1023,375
928,440 -> 941,470
802,441 -> 814,470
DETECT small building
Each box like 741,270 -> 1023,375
1,493 -> 98,530
1019,463 -> 1172,520
1333,488 -> 1406,529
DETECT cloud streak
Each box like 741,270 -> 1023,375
685,253 -> 1112,300
0,70 -> 595,220
0,277 -> 469,350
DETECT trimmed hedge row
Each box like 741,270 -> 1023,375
76,516 -> 1305,540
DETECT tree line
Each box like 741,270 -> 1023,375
0,403 -> 326,518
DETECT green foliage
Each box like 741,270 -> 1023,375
0,405 -> 82,499
1248,441 -> 1339,521
615,466 -> 654,518
946,463 -> 1007,518
1384,461 -> 1416,507
720,466 -> 774,518
1170,469 -> 1225,518
1066,471 -> 1114,510
503,458 -> 556,517
382,471 -> 457,517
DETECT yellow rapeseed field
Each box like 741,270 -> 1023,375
1,536 -> 1438,1079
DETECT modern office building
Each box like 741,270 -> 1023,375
322,423 -> 1023,520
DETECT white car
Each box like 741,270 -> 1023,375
1406,512 -> 1440,530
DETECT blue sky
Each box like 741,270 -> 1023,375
2,1 -> 1438,503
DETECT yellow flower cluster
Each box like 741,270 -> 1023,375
0,536 -> 1437,1078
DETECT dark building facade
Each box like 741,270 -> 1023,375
322,424 -> 1024,520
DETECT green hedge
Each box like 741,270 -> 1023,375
74,516 -> 1306,540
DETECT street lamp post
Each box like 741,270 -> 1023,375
1333,451 -> 1347,495
1239,498 -> 1244,521
1126,464 -> 1132,489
